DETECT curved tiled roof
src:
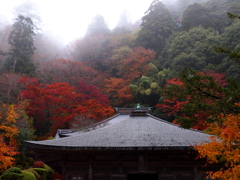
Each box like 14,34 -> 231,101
26,113 -> 210,150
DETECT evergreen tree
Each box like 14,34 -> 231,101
136,0 -> 177,55
181,3 -> 212,31
116,10 -> 131,28
204,0 -> 240,33
217,21 -> 240,80
85,15 -> 110,36
160,26 -> 222,77
14,1 -> 42,34
3,15 -> 36,76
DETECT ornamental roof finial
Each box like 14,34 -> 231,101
136,103 -> 141,110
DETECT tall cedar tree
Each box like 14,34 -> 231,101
136,0 -> 177,55
85,15 -> 110,36
181,3 -> 212,31
3,15 -> 36,76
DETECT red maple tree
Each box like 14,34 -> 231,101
104,77 -> 133,107
19,77 -> 114,137
158,71 -> 228,130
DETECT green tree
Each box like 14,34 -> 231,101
168,0 -> 206,24
3,15 -> 36,76
130,76 -> 160,107
226,1 -> 240,19
175,0 -> 206,13
160,26 -> 222,77
136,0 -> 177,55
130,67 -> 172,107
205,0 -> 240,33
181,3 -> 212,31
217,21 -> 240,80
16,101 -> 36,154
14,1 -> 42,34
221,21 -> 240,48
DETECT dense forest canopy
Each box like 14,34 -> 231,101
0,0 -> 240,178
0,0 -> 239,131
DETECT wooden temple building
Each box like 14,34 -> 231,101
26,108 -> 219,180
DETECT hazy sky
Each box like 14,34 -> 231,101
0,0 -> 153,44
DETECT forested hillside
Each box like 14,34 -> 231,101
0,0 -> 240,178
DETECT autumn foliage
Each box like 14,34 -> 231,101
0,104 -> 20,172
19,77 -> 114,137
194,112 -> 240,180
104,47 -> 156,106
157,78 -> 186,116
37,59 -> 99,86
157,71 -> 231,130
158,70 -> 240,179
104,78 -> 133,106
117,47 -> 156,81
76,80 -> 110,106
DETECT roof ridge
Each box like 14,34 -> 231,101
65,114 -> 123,135
82,113 -> 120,130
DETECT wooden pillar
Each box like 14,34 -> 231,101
59,161 -> 67,180
138,154 -> 147,172
88,160 -> 92,180
194,165 -> 199,180
118,155 -> 123,174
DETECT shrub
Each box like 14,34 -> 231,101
15,165 -> 23,170
32,168 -> 48,180
43,164 -> 54,180
33,161 -> 44,168
26,157 -> 34,166
25,169 -> 40,180
22,162 -> 29,169
22,170 -> 36,180
15,155 -> 35,169
0,167 -> 24,180
53,172 -> 62,180
17,154 -> 27,162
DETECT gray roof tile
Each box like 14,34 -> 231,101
26,114 -> 210,150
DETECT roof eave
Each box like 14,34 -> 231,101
25,141 -> 194,151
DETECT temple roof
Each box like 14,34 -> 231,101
26,111 -> 210,151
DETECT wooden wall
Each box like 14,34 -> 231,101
32,149 -> 219,180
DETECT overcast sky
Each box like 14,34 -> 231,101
0,0 -> 154,44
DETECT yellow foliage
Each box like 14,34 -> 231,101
145,89 -> 151,96
0,104 -> 20,172
150,82 -> 158,89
